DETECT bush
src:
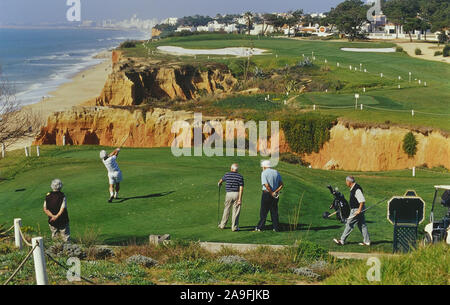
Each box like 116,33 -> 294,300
415,48 -> 422,55
434,51 -> 443,56
120,40 -> 138,48
290,240 -> 329,263
281,114 -> 336,154
396,46 -> 404,52
280,153 -> 309,166
402,132 -> 418,157
443,45 -> 450,57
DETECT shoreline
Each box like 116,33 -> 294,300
7,52 -> 112,151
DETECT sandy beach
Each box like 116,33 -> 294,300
7,52 -> 112,151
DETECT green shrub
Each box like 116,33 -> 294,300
402,132 -> 418,157
281,114 -> 336,154
434,51 -> 443,56
120,40 -> 138,48
415,48 -> 422,55
280,153 -> 308,166
0,243 -> 15,255
396,46 -> 404,52
443,45 -> 450,57
290,240 -> 329,263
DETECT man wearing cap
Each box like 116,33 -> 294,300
255,160 -> 284,232
334,176 -> 371,246
100,148 -> 122,203
218,163 -> 244,232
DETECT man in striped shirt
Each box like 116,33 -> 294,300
217,163 -> 244,232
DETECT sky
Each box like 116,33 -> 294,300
0,0 -> 344,25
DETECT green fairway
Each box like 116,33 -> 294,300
125,34 -> 450,131
1,146 -> 449,253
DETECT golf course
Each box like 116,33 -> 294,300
0,145 -> 449,253
1,34 -> 449,255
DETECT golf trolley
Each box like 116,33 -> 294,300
424,185 -> 450,245
323,185 -> 350,223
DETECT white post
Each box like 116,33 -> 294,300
363,87 -> 366,93
380,73 -> 383,78
412,167 -> 416,177
349,65 -> 352,70
360,63 -> 362,71
360,104 -> 363,110
398,85 -> 401,89
32,237 -> 48,285
355,94 -> 360,110
418,80 -> 421,85
14,218 -> 23,250
313,104 -> 316,111
412,110 -> 415,116
424,82 -> 427,87
62,135 -> 66,146
24,147 -> 29,157
364,68 -> 367,73
409,72 -> 412,83
337,62 -> 340,67
36,146 -> 40,157
1,143 -> 4,158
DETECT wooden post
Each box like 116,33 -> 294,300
32,237 -> 48,285
14,218 -> 23,250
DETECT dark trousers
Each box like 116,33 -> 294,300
256,192 -> 279,231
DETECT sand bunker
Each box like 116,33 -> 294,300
157,46 -> 267,57
341,48 -> 396,53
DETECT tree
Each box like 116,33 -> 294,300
383,0 -> 420,39
291,9 -> 304,35
244,12 -> 253,35
0,67 -> 40,148
419,0 -> 450,33
327,0 -> 369,41
403,18 -> 420,42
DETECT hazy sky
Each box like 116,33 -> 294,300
0,0 -> 344,24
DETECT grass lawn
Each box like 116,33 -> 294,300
1,146 -> 449,253
124,34 -> 450,131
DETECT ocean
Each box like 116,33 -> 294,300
0,28 -> 149,105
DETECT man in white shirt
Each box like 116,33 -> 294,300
334,176 -> 371,246
100,148 -> 122,203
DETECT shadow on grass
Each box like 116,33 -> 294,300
234,223 -> 343,232
113,191 -> 175,203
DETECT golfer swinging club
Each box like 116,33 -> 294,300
100,148 -> 122,203
334,176 -> 371,246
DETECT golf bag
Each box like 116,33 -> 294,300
326,185 -> 350,223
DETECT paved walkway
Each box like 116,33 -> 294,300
198,241 -> 395,260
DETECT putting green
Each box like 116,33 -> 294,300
1,146 -> 449,253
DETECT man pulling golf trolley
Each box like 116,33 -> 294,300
424,185 -> 450,244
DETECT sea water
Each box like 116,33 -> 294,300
0,28 -> 148,105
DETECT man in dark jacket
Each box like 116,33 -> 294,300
43,179 -> 70,242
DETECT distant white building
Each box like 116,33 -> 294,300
250,24 -> 274,35
175,26 -> 195,32
162,17 -> 178,26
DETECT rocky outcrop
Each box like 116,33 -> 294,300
303,123 -> 450,171
95,59 -> 237,106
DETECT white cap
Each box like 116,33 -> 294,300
99,150 -> 107,159
261,160 -> 271,168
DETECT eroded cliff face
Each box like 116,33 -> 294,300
34,107 -> 449,171
95,59 -> 237,106
303,123 -> 450,171
33,107 -> 282,151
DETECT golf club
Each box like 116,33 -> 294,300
345,197 -> 389,220
217,184 -> 222,225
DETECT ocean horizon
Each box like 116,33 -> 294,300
0,28 -> 149,106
